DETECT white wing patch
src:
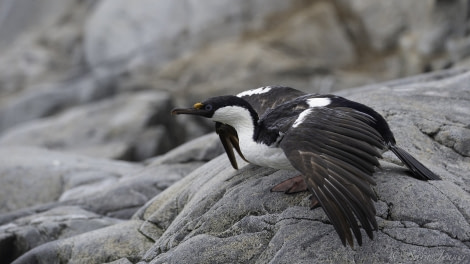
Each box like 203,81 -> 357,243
237,86 -> 272,97
307,97 -> 331,108
293,108 -> 313,128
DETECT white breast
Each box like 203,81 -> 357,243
211,104 -> 294,170
237,129 -> 293,170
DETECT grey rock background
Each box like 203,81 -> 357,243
0,1 -> 469,263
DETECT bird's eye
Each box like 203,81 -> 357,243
205,104 -> 213,111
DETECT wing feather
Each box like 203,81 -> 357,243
278,107 -> 385,246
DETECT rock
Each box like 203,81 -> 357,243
1,0 -> 470,262
0,90 -> 183,160
0,147 -> 141,214
0,0 -> 73,52
0,206 -> 121,262
133,69 -> 470,263
0,145 -> 202,219
84,0 -> 296,78
2,1 -> 470,145
154,1 -> 357,102
0,0 -> 93,96
71,162 -> 203,219
11,220 -> 153,264
338,0 -> 468,55
0,146 -> 203,262
105,258 -> 134,264
3,69 -> 470,263
148,132 -> 224,165
0,75 -> 114,133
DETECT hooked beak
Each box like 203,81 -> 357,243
171,102 -> 210,117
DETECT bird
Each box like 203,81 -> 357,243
171,86 -> 440,247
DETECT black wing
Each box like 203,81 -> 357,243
238,86 -> 307,117
277,107 -> 386,247
325,96 -> 440,181
217,86 -> 307,169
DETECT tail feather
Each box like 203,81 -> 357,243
389,145 -> 440,180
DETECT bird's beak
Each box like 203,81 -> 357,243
171,107 -> 200,115
171,103 -> 209,116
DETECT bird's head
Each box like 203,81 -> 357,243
171,95 -> 258,126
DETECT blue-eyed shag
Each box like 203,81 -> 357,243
171,86 -> 440,247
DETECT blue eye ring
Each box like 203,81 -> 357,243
205,104 -> 213,111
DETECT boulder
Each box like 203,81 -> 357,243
0,75 -> 113,133
2,1 -> 470,143
135,69 -> 470,263
0,146 -> 204,262
0,0 -> 93,97
0,90 -> 183,161
155,1 -> 356,103
148,133 -> 223,165
0,147 -> 141,215
0,206 -> 121,262
84,0 -> 296,78
0,0 -> 74,52
3,69 -> 470,263
70,162 -> 204,219
12,220 -> 153,264
0,146 -> 203,219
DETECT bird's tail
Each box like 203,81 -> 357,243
389,145 -> 441,180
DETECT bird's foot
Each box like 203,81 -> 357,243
271,175 -> 308,194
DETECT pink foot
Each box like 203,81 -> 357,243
271,175 -> 308,194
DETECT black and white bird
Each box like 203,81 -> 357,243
171,86 -> 440,247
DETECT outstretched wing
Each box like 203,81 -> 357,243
278,106 -> 386,247
217,86 -> 306,169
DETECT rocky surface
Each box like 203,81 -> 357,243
0,1 -> 470,263
134,69 -> 470,264
0,69 -> 467,263
0,145 -> 206,263
0,90 -> 182,160
2,1 -> 470,143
